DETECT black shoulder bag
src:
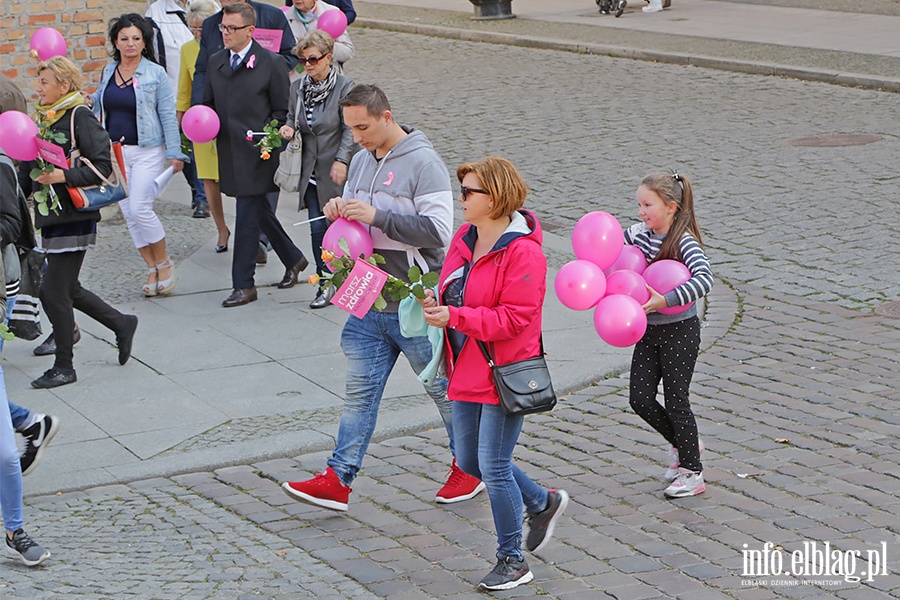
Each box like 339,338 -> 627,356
476,339 -> 557,416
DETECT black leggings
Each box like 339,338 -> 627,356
40,251 -> 128,371
629,316 -> 703,472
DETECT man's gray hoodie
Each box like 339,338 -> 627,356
342,126 -> 454,311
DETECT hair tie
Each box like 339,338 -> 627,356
670,169 -> 684,190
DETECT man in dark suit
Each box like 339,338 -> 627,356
204,3 -> 308,307
192,0 -> 298,107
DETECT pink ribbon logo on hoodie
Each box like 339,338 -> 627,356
383,171 -> 394,186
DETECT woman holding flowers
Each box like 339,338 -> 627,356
279,30 -> 355,309
88,13 -> 187,297
18,57 -> 138,389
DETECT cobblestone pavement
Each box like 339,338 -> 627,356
4,27 -> 899,600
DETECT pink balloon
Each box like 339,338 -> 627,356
604,270 -> 650,305
0,111 -> 39,161
317,9 -> 348,38
554,260 -> 606,311
593,294 -> 648,347
571,211 -> 624,270
322,218 -> 373,262
603,245 -> 647,276
181,105 -> 220,143
643,259 -> 693,315
29,28 -> 67,61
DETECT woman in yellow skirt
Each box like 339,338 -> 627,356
177,0 -> 230,252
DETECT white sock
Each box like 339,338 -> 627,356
17,412 -> 43,432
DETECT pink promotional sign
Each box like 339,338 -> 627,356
331,260 -> 389,318
252,29 -> 283,52
35,138 -> 68,170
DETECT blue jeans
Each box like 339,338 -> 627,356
1,367 -> 23,533
2,296 -> 28,430
453,400 -> 548,560
328,310 -> 453,486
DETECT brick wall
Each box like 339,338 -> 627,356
1,0 -> 109,102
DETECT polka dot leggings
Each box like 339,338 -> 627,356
629,316 -> 703,473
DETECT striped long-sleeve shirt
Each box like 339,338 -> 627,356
624,222 -> 713,325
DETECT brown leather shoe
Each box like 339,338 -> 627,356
222,287 -> 258,308
277,256 -> 310,289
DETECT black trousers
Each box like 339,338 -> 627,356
40,251 -> 128,371
232,191 -> 304,289
628,316 -> 703,472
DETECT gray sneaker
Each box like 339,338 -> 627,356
478,555 -> 533,591
525,489 -> 569,553
5,529 -> 50,566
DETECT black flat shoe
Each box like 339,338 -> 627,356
31,367 -> 77,389
215,230 -> 230,253
117,315 -> 139,365
32,325 -> 80,356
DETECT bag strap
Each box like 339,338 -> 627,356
68,105 -> 118,188
476,340 -> 495,368
476,336 -> 546,369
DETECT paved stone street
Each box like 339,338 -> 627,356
3,19 -> 899,600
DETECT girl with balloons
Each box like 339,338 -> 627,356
626,171 -> 713,499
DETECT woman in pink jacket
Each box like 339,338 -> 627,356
422,156 -> 569,592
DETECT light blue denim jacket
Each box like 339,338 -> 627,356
92,58 -> 187,161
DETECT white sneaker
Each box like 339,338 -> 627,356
664,439 -> 705,481
664,468 -> 706,498
643,0 -> 663,12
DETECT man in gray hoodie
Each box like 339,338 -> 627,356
282,84 -> 484,511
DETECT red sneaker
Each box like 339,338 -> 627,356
282,467 -> 351,511
435,459 -> 486,504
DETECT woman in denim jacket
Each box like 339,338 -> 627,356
89,13 -> 187,297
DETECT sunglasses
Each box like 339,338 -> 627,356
298,54 -> 328,66
460,185 -> 489,200
218,23 -> 251,34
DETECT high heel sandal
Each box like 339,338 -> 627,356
156,258 -> 178,295
215,229 -> 231,253
143,267 -> 158,297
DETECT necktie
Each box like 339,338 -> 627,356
231,54 -> 241,71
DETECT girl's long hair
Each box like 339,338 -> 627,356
641,171 -> 703,263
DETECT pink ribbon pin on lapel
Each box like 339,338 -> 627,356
247,55 -> 256,69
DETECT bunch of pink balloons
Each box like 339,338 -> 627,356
182,105 -> 220,143
0,111 -> 39,161
322,218 -> 373,263
317,9 -> 348,39
555,211 -> 696,346
553,211 -> 643,347
30,28 -> 67,61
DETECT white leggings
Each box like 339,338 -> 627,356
120,144 -> 167,248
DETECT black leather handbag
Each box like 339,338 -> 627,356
477,339 -> 557,416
